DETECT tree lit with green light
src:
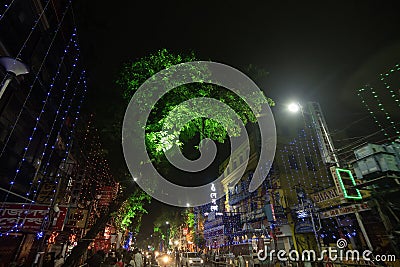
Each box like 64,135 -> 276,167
117,49 -> 274,163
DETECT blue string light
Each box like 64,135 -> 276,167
36,72 -> 87,237
0,0 -> 16,22
0,28 -> 79,209
13,71 -> 84,234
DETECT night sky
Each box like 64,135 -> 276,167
73,1 -> 400,236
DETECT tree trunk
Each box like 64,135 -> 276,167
62,196 -> 126,267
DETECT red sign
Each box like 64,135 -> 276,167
0,203 -> 67,232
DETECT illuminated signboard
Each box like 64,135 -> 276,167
335,168 -> 362,200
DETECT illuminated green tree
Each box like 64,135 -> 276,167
113,188 -> 151,232
153,209 -> 186,246
116,49 -> 274,163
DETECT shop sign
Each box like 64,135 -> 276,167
320,203 -> 370,218
210,183 -> 218,212
310,187 -> 344,208
0,203 -> 67,232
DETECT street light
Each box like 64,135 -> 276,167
0,57 -> 29,101
288,102 -> 301,113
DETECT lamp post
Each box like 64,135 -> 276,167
0,57 -> 29,101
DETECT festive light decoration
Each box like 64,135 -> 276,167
0,0 -> 17,22
0,0 -> 73,159
379,63 -> 400,110
0,0 -> 88,238
1,30 -> 79,204
335,168 -> 362,200
357,63 -> 400,142
17,72 -> 85,233
36,74 -> 87,237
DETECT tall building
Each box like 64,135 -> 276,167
0,0 -> 98,264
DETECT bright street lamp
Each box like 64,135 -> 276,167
288,102 -> 301,113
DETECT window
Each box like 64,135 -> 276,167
233,161 -> 237,169
239,155 -> 243,164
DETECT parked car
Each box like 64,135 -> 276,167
180,252 -> 204,267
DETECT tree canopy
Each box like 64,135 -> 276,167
113,188 -> 151,233
117,48 -> 274,163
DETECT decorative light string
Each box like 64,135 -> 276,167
366,84 -> 399,136
36,73 -> 87,238
357,87 -> 390,141
0,0 -> 53,87
379,63 -> 400,110
0,26 -> 79,209
0,60 -> 81,235
0,31 -> 78,230
280,146 -> 297,206
0,0 -> 73,159
287,143 -> 304,190
301,126 -> 332,188
0,0 -> 16,22
292,138 -> 312,189
299,130 -> 321,188
10,71 -> 84,235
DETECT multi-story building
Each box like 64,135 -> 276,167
202,101 -> 377,257
0,1 -> 117,265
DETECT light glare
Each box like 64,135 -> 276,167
288,103 -> 300,113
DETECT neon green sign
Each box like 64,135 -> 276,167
335,168 -> 362,200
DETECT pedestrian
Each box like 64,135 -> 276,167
175,248 -> 180,267
115,256 -> 124,267
238,254 -> 245,267
103,256 -> 118,267
123,250 -> 133,266
86,250 -> 105,267
54,255 -> 64,267
134,249 -> 143,267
